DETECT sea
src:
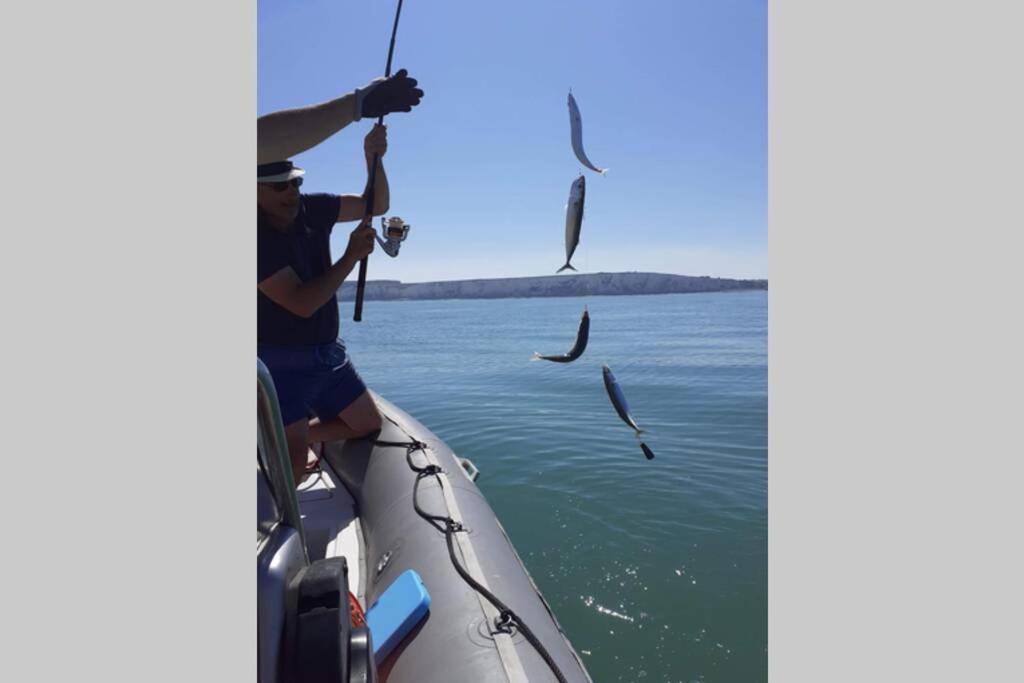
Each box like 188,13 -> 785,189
340,290 -> 767,683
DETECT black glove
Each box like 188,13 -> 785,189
357,69 -> 424,119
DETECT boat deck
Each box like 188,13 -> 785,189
295,448 -> 365,606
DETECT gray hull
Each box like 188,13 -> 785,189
324,394 -> 592,683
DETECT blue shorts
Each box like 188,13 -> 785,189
257,339 -> 368,426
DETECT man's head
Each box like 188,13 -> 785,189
257,161 -> 305,225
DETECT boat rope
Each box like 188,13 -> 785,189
374,416 -> 570,683
375,434 -> 528,682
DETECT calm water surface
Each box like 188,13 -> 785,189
341,291 -> 767,682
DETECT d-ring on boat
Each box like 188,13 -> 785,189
257,362 -> 594,682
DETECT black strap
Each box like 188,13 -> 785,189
379,414 -> 570,683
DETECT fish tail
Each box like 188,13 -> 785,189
530,352 -> 542,361
557,263 -> 577,273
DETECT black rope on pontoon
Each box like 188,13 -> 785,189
373,415 -> 569,683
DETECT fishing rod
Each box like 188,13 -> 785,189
354,0 -> 406,322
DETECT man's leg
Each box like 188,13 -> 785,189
284,419 -> 311,487
308,391 -> 382,443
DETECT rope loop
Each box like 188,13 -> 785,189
494,609 -> 516,634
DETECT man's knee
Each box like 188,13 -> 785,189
351,407 -> 382,436
367,408 -> 383,433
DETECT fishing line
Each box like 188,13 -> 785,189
354,0 -> 407,322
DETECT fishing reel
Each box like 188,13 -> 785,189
375,216 -> 411,257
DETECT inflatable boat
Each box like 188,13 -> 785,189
257,362 -> 593,682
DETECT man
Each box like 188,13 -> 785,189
257,124 -> 390,486
258,69 -> 422,164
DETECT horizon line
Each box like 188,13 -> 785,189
340,270 -> 769,286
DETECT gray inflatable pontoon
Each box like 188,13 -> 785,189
257,362 -> 593,683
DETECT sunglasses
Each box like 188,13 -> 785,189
261,177 -> 303,192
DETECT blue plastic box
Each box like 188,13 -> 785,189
365,569 -> 431,663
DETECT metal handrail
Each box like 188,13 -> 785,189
257,359 -> 308,562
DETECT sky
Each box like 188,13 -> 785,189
258,0 -> 766,283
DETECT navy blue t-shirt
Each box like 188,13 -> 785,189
257,193 -> 343,345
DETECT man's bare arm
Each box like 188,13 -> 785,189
337,167 -> 389,222
258,259 -> 357,319
338,124 -> 390,222
257,71 -> 423,164
257,94 -> 359,165
258,222 -> 376,318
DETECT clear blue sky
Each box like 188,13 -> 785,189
258,0 -> 766,283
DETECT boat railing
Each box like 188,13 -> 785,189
258,359 -> 308,560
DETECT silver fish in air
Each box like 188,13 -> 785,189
532,307 -> 589,362
602,364 -> 655,460
568,91 -> 608,175
558,174 -> 585,273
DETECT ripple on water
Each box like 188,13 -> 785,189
339,292 -> 767,682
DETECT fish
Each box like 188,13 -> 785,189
558,174 -> 585,273
532,307 -> 589,362
568,91 -> 608,175
602,365 -> 642,432
602,364 -> 656,460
